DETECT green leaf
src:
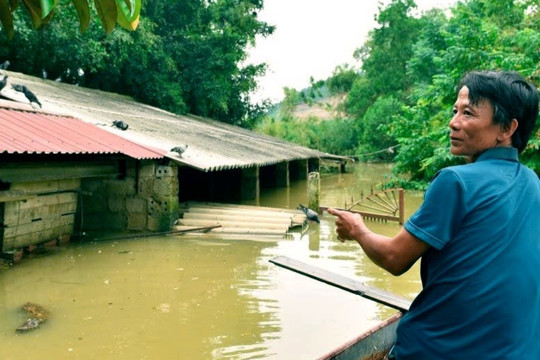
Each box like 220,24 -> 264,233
94,0 -> 116,34
120,0 -> 131,12
0,0 -> 14,39
39,0 -> 56,18
71,0 -> 90,32
116,0 -> 140,31
21,0 -> 42,28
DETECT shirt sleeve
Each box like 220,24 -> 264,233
404,169 -> 465,250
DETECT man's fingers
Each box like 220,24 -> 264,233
326,208 -> 341,216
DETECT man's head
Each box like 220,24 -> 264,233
455,71 -> 539,153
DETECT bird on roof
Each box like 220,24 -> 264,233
170,145 -> 188,157
0,74 -> 7,91
11,83 -> 42,108
0,60 -> 10,70
298,204 -> 320,223
112,120 -> 129,130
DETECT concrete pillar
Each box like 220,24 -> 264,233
139,162 -> 179,232
308,171 -> 320,212
241,166 -> 259,201
298,160 -> 308,180
275,162 -> 289,187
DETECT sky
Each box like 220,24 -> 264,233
247,0 -> 457,104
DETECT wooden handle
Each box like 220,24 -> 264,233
270,255 -> 411,312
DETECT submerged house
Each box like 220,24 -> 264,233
0,100 -> 171,253
0,71 -> 342,255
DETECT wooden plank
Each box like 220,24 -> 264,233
4,193 -> 77,225
5,201 -> 76,225
270,256 -> 411,312
0,163 -> 118,182
319,313 -> 401,360
10,179 -> 81,194
0,190 -> 37,202
3,214 -> 75,237
92,225 -> 222,241
2,223 -> 74,251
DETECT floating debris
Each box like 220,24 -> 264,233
16,302 -> 49,332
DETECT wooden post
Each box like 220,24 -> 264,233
399,188 -> 404,225
308,172 -> 320,213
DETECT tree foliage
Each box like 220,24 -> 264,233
256,0 -> 539,184
349,0 -> 540,186
0,0 -> 141,38
0,0 -> 274,127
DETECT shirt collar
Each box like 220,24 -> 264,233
476,147 -> 518,162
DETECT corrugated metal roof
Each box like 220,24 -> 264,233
0,102 -> 165,159
1,71 -> 339,172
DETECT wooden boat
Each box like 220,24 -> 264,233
318,312 -> 401,360
269,256 -> 412,360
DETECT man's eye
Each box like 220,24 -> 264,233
452,109 -> 457,115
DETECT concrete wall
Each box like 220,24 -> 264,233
81,160 -> 179,233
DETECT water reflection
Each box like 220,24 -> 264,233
0,163 -> 424,359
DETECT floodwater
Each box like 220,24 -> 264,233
0,163 -> 425,359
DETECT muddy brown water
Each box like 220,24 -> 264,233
0,163 -> 424,359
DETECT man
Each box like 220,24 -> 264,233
328,71 -> 540,359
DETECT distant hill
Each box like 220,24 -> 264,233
292,95 -> 345,121
265,81 -> 347,121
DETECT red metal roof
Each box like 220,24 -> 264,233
0,105 -> 165,159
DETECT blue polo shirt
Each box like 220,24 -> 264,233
395,147 -> 540,360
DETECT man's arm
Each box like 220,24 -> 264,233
327,208 -> 430,276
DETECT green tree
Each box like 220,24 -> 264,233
346,0 -> 420,118
390,0 -> 540,186
0,0 -> 275,127
0,0 -> 141,38
327,64 -> 359,95
356,96 -> 400,162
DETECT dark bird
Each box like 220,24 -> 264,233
11,83 -> 42,108
298,204 -> 320,223
0,60 -> 10,70
0,75 -> 7,91
170,145 -> 188,157
112,120 -> 129,130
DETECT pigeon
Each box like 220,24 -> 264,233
11,83 -> 42,108
0,60 -> 10,70
0,75 -> 7,91
112,120 -> 129,130
171,145 -> 188,157
298,204 -> 320,223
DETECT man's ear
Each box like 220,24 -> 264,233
499,118 -> 518,143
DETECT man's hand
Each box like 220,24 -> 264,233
327,208 -> 368,242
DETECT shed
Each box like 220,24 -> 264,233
2,71 -> 344,203
0,100 -> 174,253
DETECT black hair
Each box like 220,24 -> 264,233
457,71 -> 539,153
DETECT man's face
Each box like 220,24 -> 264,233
449,86 -> 506,159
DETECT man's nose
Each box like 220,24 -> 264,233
449,115 -> 459,130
